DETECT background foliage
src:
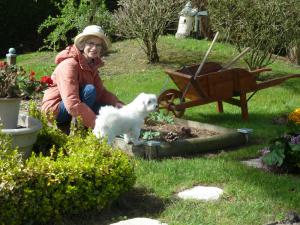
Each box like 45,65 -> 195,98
0,0 -> 58,56
111,0 -> 186,63
208,0 -> 300,69
38,0 -> 115,51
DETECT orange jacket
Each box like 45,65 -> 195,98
41,45 -> 121,128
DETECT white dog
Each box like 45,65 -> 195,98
93,93 -> 158,145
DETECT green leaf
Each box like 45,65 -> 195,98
262,147 -> 285,167
289,143 -> 300,152
142,130 -> 160,140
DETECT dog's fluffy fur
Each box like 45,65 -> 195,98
93,93 -> 157,145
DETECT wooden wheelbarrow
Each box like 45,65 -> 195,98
158,62 -> 300,120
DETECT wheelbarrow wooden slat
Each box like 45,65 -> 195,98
159,62 -> 300,120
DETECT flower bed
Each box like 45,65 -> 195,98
115,118 -> 247,159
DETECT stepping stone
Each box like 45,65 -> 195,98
177,186 -> 223,201
110,217 -> 167,225
241,158 -> 264,169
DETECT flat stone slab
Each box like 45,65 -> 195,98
241,158 -> 265,169
110,218 -> 167,225
177,186 -> 223,201
114,118 -> 248,159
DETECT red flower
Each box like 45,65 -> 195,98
40,76 -> 53,86
29,71 -> 36,81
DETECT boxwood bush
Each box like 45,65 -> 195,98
0,106 -> 136,225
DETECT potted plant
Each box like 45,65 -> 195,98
0,60 -> 52,129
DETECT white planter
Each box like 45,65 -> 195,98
0,98 -> 21,129
2,114 -> 42,158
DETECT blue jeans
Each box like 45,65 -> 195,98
56,84 -> 103,124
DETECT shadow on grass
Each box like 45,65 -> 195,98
58,187 -> 170,225
184,111 -> 290,143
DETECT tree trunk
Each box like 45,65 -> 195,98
143,39 -> 159,63
288,41 -> 300,65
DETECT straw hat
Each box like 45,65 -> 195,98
74,25 -> 111,51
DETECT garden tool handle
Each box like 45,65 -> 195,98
194,31 -> 219,79
181,32 -> 219,101
221,47 -> 251,71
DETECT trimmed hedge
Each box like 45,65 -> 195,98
0,113 -> 136,224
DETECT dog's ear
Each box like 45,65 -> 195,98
137,98 -> 147,112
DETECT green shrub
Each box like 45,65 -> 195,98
38,0 -> 115,50
29,101 -> 68,156
208,0 -> 300,70
261,124 -> 300,172
113,0 -> 185,63
0,105 -> 136,225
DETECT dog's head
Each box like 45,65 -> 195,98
134,93 -> 158,113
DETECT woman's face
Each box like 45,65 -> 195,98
82,37 -> 104,62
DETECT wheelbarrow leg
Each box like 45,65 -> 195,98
217,100 -> 224,113
240,92 -> 249,120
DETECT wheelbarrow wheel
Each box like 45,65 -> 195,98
158,89 -> 185,117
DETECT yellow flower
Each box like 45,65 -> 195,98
288,108 -> 300,123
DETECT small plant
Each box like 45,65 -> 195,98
0,61 -> 53,98
261,110 -> 300,172
261,133 -> 300,172
147,111 -> 174,124
142,130 -> 161,140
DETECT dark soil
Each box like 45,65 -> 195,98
143,119 -> 219,143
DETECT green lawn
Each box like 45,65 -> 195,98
16,35 -> 300,225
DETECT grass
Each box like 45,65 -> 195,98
15,35 -> 300,225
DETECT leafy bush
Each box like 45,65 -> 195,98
113,0 -> 185,63
261,133 -> 300,172
38,0 -> 115,50
208,0 -> 300,70
261,113 -> 300,172
0,104 -> 136,225
29,101 -> 68,156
